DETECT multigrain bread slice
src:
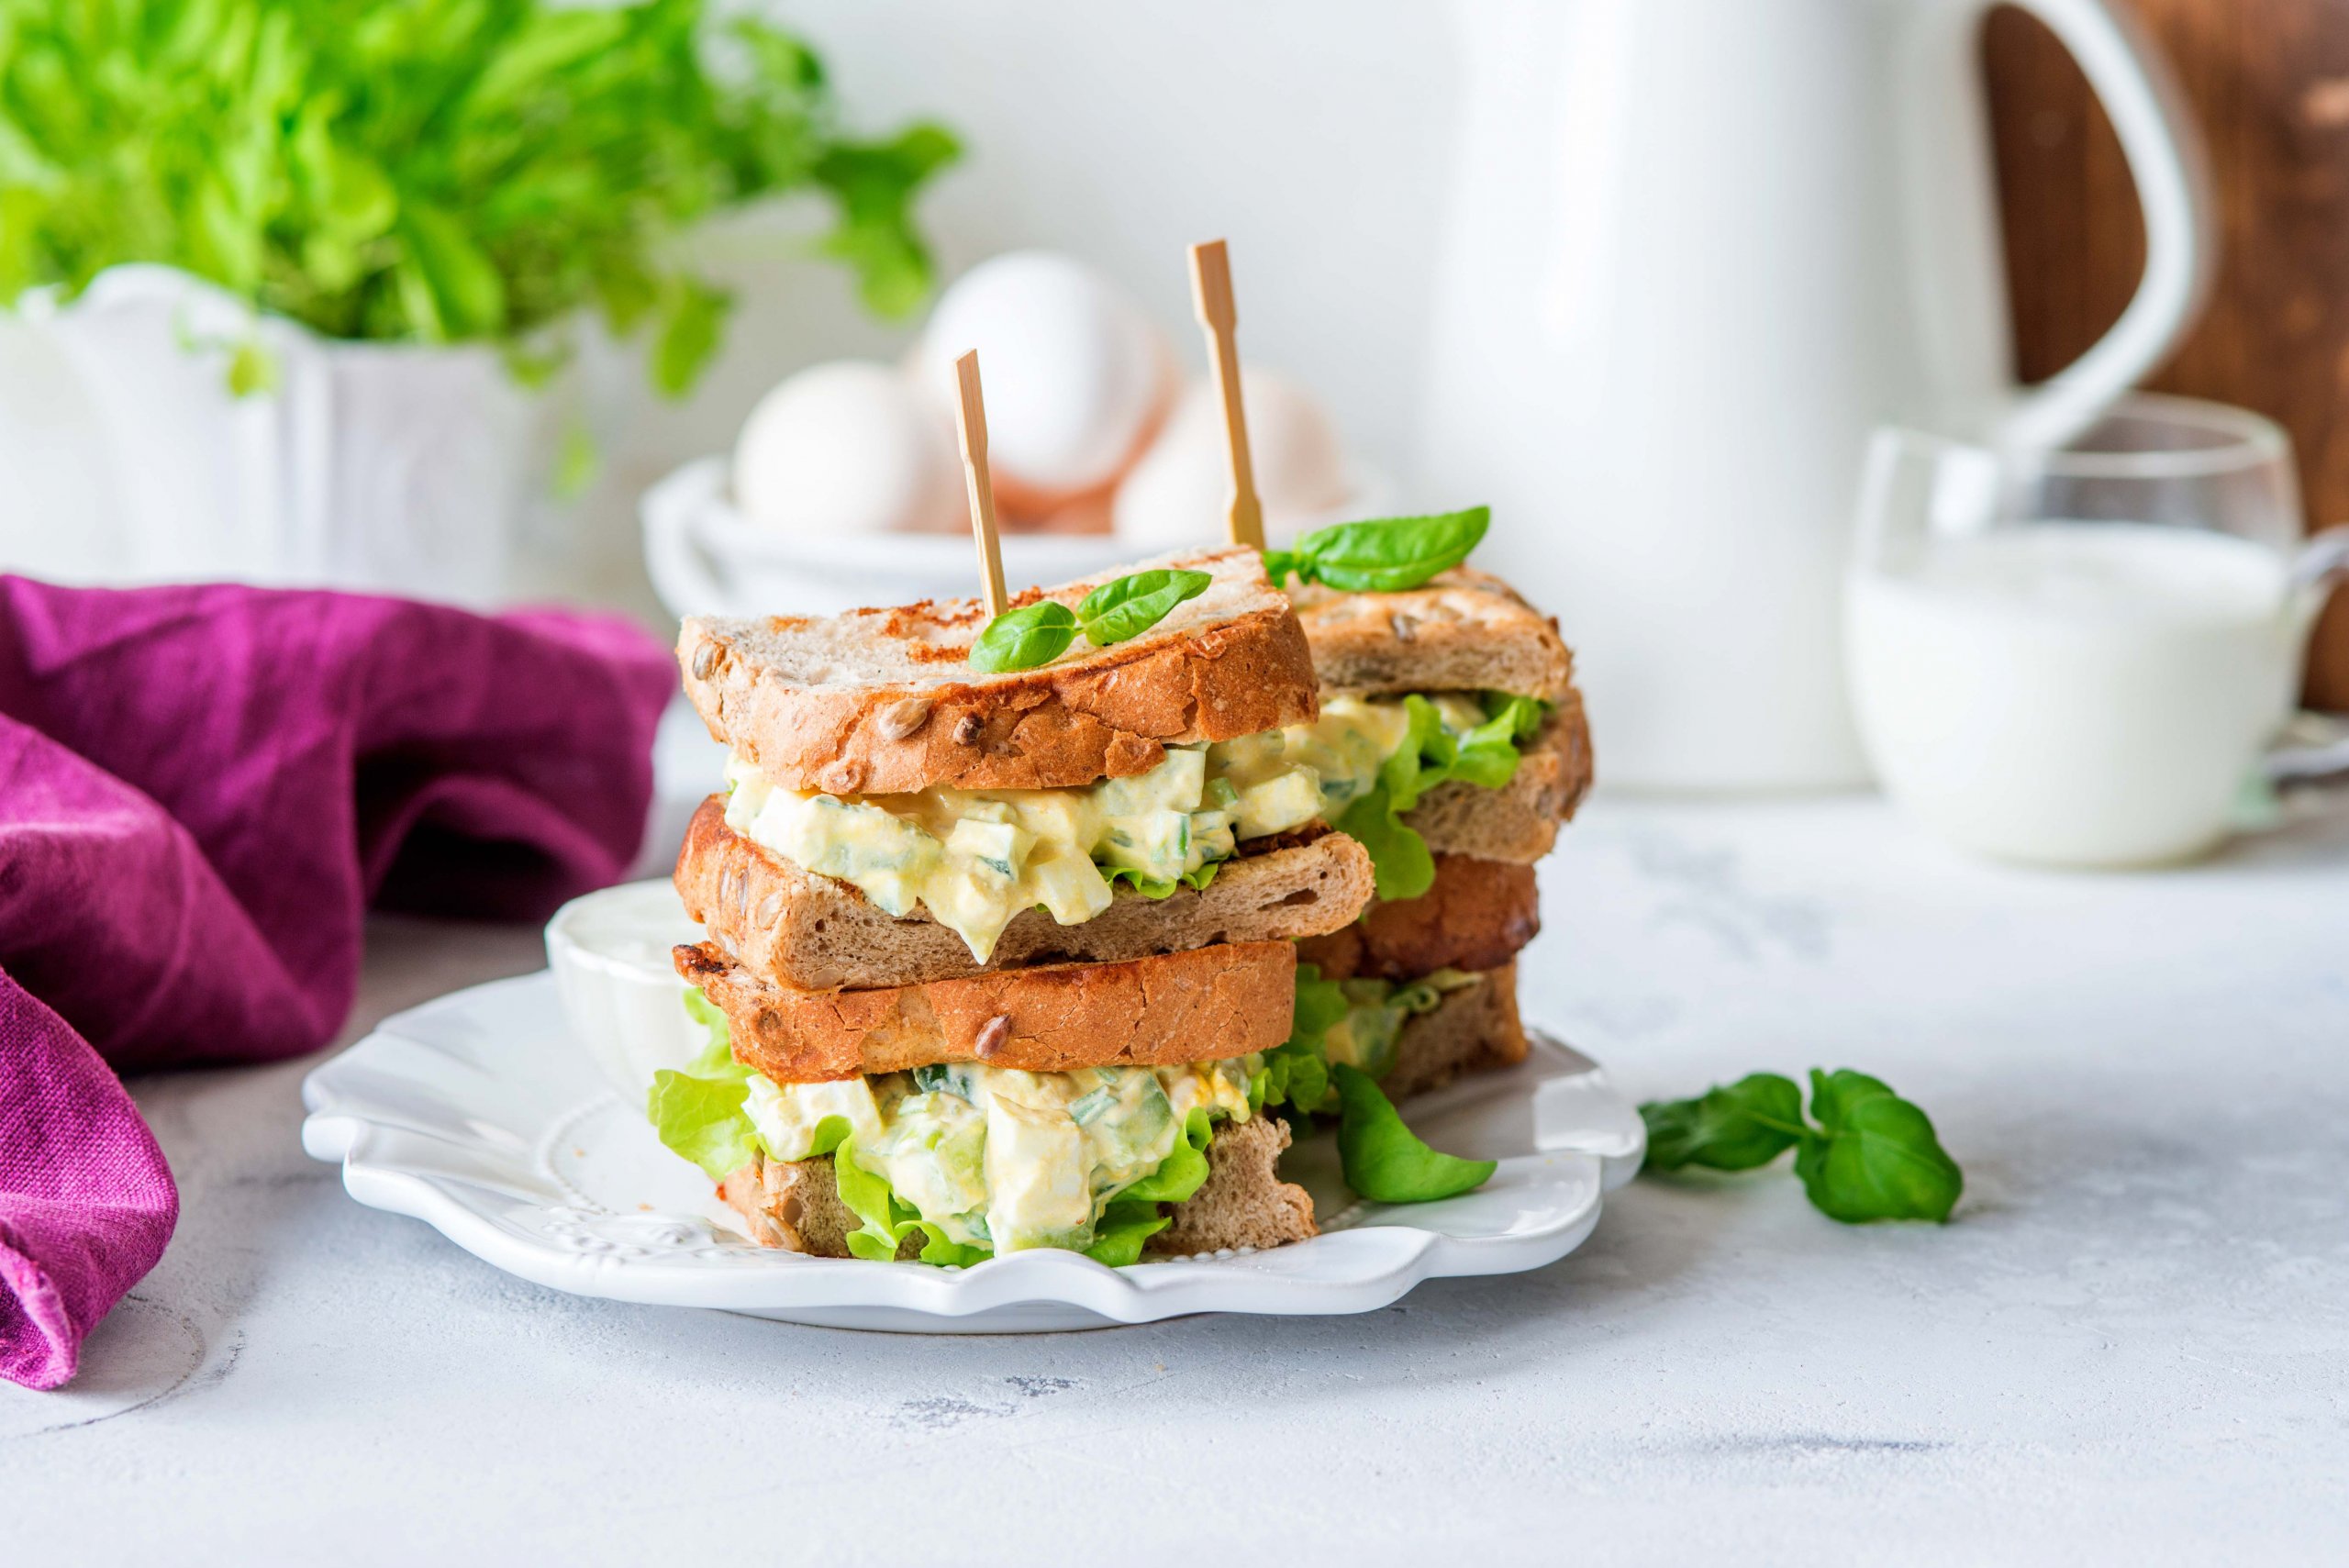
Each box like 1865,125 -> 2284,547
1292,567 -> 1577,703
714,1112 -> 1315,1258
679,546 -> 1317,795
679,796 -> 1375,990
1297,854 -> 1540,982
678,939 -> 1297,1083
718,1155 -> 921,1258
1408,697 -> 1591,863
1145,1115 -> 1316,1255
1377,962 -> 1530,1101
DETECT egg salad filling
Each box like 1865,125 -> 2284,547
722,734 -> 1328,962
721,691 -> 1551,959
742,1058 -> 1256,1255
644,997 -> 1260,1264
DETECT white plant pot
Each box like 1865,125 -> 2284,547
32,264 -> 573,606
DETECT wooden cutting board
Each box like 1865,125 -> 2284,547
1985,1 -> 2349,706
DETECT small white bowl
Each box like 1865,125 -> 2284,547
543,880 -> 708,1104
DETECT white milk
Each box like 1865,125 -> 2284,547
1846,524 -> 2304,867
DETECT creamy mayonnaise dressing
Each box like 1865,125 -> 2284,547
741,1059 -> 1256,1252
722,694 -> 1501,961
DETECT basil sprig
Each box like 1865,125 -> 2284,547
1332,1063 -> 1497,1203
968,600 -> 1077,673
1641,1069 -> 1962,1223
968,567 -> 1213,672
1264,506 -> 1490,593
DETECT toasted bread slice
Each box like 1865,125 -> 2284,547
1379,962 -> 1529,1101
678,797 -> 1375,991
715,1112 -> 1314,1259
678,939 -> 1296,1083
1298,854 -> 1540,982
679,547 -> 1317,795
1146,1115 -> 1316,1255
1292,567 -> 1576,703
1407,699 -> 1591,863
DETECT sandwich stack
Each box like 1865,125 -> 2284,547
662,547 -> 1380,1262
1285,566 -> 1592,1098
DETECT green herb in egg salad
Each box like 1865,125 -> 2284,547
648,990 -> 1252,1263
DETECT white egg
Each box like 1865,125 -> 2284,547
733,361 -> 964,536
916,251 -> 1174,507
1112,368 -> 1353,550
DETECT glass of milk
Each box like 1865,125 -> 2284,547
1846,395 -> 2349,868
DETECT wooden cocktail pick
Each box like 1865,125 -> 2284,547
1188,239 -> 1265,550
952,349 -> 1010,617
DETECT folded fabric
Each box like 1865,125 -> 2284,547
0,578 -> 674,1388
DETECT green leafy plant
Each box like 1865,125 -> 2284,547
1264,506 -> 1490,593
0,0 -> 957,394
1330,1064 -> 1496,1203
1640,1068 -> 1963,1223
1337,691 -> 1550,900
969,568 -> 1212,672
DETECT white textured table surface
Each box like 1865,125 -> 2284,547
9,795 -> 2349,1564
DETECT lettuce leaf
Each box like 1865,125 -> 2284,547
1099,861 -> 1223,900
645,986 -> 763,1180
1256,965 -> 1346,1114
1084,1201 -> 1171,1266
1340,693 -> 1551,901
833,1133 -> 994,1266
1332,1063 -> 1497,1203
1119,1108 -> 1214,1204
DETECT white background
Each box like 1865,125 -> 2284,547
0,1 -> 1462,609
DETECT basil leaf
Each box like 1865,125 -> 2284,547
1794,1070 -> 1963,1223
1074,568 -> 1212,646
1260,548 -> 1302,588
1639,1073 -> 1806,1173
1331,1064 -> 1497,1203
1289,506 -> 1490,593
969,600 -> 1078,673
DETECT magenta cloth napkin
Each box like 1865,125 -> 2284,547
0,577 -> 674,1389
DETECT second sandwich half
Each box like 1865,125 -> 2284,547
664,548 -> 1377,1263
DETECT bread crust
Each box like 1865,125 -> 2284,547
1293,567 -> 1577,703
1378,962 -> 1529,1101
678,796 -> 1375,990
716,1111 -> 1314,1259
678,939 -> 1297,1082
680,547 -> 1319,794
1408,695 -> 1592,863
1145,1115 -> 1316,1256
1297,854 -> 1540,982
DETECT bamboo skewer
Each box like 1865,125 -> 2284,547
1187,239 -> 1265,550
952,349 -> 1010,617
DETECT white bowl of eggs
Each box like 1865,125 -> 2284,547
643,250 -> 1389,620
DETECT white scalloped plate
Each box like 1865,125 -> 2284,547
300,972 -> 1645,1331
